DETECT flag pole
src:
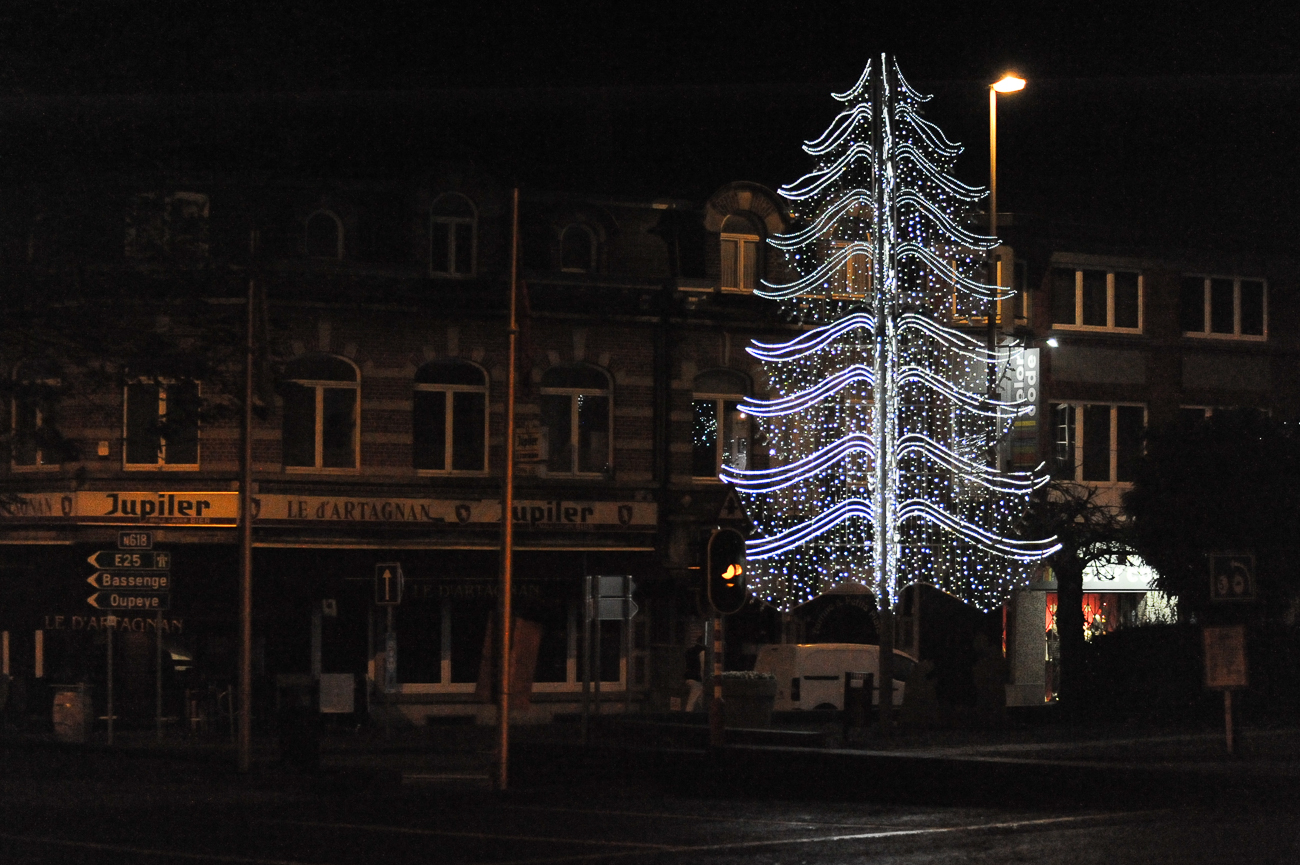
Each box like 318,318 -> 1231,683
238,229 -> 257,773
498,189 -> 519,790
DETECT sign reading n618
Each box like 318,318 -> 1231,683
87,550 -> 171,570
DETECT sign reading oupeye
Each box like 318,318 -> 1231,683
3,492 -> 657,530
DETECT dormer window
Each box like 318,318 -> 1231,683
305,210 -> 343,260
560,224 -> 596,273
431,193 -> 476,277
720,214 -> 761,292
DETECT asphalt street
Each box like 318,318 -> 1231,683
1,745 -> 1299,864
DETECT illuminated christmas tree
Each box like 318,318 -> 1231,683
722,56 -> 1059,613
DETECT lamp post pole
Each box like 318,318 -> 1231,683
986,74 -> 1025,402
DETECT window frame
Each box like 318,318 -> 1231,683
281,357 -> 361,473
1050,268 -> 1143,334
1181,275 -> 1268,341
304,209 -> 344,260
1052,401 -> 1146,485
691,370 -> 751,481
10,375 -> 60,472
559,224 -> 597,273
123,379 -> 201,471
430,193 -> 477,278
720,217 -> 761,293
413,361 -> 490,476
538,366 -> 613,477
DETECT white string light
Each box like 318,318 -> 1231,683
730,55 -> 1058,613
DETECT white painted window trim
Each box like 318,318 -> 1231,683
413,373 -> 490,476
539,376 -> 612,477
430,194 -> 477,278
282,375 -> 361,474
123,379 -> 201,471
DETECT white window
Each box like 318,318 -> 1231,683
1052,402 -> 1145,484
1049,267 -> 1142,332
560,224 -> 596,273
720,214 -> 761,292
692,370 -> 750,479
540,366 -> 611,476
11,369 -> 61,470
124,380 -> 200,470
305,210 -> 343,259
430,193 -> 476,277
281,355 -> 359,471
1180,276 -> 1266,340
413,360 -> 488,473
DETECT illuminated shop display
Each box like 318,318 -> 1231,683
722,57 -> 1058,612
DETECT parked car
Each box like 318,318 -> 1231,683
753,643 -> 917,711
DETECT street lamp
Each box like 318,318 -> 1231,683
985,73 -> 1026,398
989,73 -> 1026,248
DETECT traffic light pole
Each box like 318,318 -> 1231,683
709,612 -> 724,747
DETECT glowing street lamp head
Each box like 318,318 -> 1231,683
992,74 -> 1026,93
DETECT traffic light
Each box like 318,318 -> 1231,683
707,528 -> 747,614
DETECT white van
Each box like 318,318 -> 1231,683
753,643 -> 917,711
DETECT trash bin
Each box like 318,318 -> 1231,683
52,683 -> 91,743
843,671 -> 873,738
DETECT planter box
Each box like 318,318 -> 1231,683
721,676 -> 777,729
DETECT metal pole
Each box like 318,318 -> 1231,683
581,573 -> 591,743
709,613 -> 724,747
1224,689 -> 1235,754
155,609 -> 163,743
497,187 -> 520,791
986,84 -> 1000,396
624,576 -> 632,717
237,232 -> 257,774
106,618 -> 114,746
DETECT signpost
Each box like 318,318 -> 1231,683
581,575 -> 638,739
88,536 -> 173,744
374,563 -> 403,739
1204,625 -> 1249,754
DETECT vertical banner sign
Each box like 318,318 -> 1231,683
999,346 -> 1040,470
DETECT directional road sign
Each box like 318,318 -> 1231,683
87,591 -> 170,611
87,571 -> 171,591
594,575 -> 638,620
375,563 -> 404,605
87,550 -> 172,570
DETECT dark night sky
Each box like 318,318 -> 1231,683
0,2 -> 1296,254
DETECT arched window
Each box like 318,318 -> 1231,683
413,360 -> 488,473
720,214 -> 761,292
305,210 -> 343,260
560,224 -> 596,273
281,354 -> 359,470
124,378 -> 200,470
692,369 -> 750,478
540,365 -> 611,475
11,362 -> 62,470
430,193 -> 476,277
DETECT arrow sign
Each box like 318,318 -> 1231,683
87,591 -> 170,611
597,597 -> 639,620
375,562 -> 404,606
87,571 -> 171,591
87,550 -> 171,570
